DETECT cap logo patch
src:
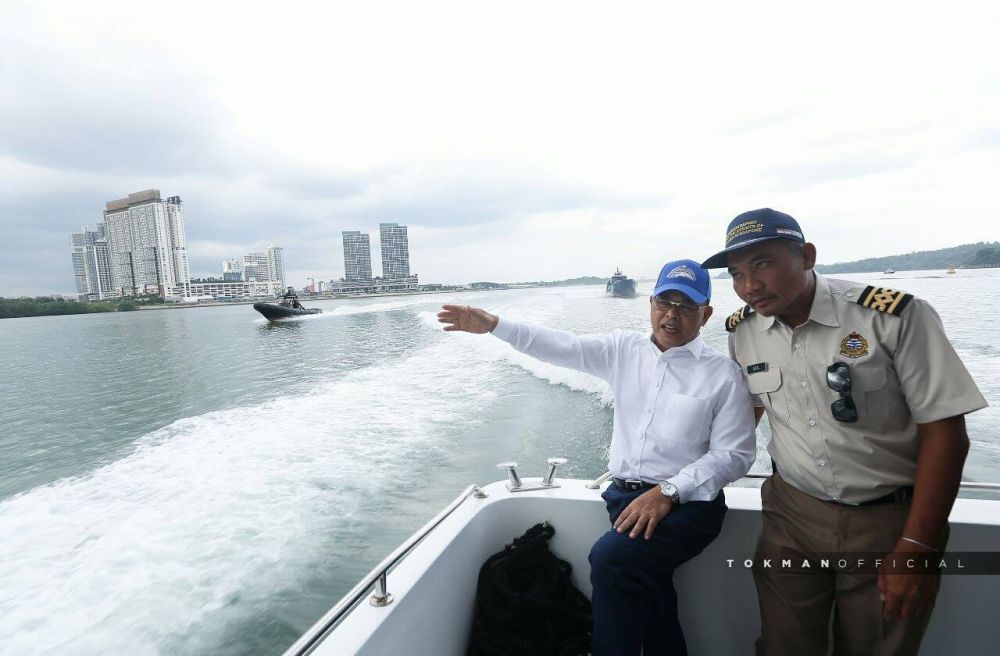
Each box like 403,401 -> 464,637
666,265 -> 696,281
726,220 -> 764,245
840,331 -> 870,358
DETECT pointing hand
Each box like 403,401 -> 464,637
437,305 -> 499,334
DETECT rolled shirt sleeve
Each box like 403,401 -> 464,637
666,364 -> 757,502
893,300 -> 988,424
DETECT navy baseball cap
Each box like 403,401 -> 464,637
701,208 -> 806,269
652,259 -> 711,304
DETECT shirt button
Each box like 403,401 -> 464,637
793,343 -> 801,349
817,459 -> 827,467
800,381 -> 808,388
808,419 -> 817,427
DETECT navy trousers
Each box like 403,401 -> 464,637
589,485 -> 727,656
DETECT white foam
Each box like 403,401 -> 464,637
0,294 -> 623,655
0,337 -> 507,655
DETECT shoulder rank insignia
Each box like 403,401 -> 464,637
855,286 -> 914,316
725,304 -> 756,332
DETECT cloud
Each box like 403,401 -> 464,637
1,0 -> 999,295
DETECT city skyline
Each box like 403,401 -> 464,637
68,190 -> 193,300
66,188 -> 426,300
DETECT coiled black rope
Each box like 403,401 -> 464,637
467,522 -> 592,656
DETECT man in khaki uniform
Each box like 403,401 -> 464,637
702,208 -> 987,655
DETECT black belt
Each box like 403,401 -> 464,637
612,478 -> 658,492
851,486 -> 915,507
772,463 -> 914,507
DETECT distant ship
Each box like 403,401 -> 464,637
883,268 -> 895,274
606,268 -> 636,298
946,264 -> 957,274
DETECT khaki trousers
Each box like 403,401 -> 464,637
753,471 -> 941,656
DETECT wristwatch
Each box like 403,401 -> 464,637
660,481 -> 680,504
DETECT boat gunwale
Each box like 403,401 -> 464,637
281,484 -> 479,656
281,475 -> 1000,655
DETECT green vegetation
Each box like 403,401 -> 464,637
0,294 -> 164,319
966,244 -> 1000,267
815,241 -> 1000,274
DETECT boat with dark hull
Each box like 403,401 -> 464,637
253,289 -> 322,320
605,268 -> 637,298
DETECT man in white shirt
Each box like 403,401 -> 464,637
438,259 -> 756,656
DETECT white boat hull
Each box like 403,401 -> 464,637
293,479 -> 1000,655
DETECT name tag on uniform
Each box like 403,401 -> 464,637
747,362 -> 768,374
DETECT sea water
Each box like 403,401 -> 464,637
1,270 -> 997,655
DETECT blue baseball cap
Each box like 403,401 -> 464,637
701,208 -> 806,269
652,259 -> 711,304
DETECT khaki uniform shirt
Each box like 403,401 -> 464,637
728,273 -> 987,504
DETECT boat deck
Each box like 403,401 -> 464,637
291,479 -> 999,655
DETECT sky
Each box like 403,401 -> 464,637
1,0 -> 998,295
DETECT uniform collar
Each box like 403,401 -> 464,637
649,334 -> 705,359
758,272 -> 840,331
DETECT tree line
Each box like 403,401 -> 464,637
0,295 -> 163,319
814,241 -> 1000,274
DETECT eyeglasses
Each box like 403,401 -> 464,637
826,361 -> 858,423
652,298 -> 704,318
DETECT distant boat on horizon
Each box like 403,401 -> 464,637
606,268 -> 636,298
946,264 -> 957,274
884,268 -> 896,274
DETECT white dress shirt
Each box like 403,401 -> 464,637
491,318 -> 756,502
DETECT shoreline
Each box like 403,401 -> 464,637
138,288 -> 475,311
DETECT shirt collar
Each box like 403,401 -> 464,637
808,273 -> 840,327
758,272 -> 840,331
648,334 -> 705,359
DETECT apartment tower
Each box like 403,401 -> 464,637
379,222 -> 410,279
342,231 -> 373,282
102,190 -> 190,296
70,224 -> 114,300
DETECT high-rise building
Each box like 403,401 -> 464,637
342,231 -> 373,282
102,190 -> 190,296
266,245 -> 285,288
241,246 -> 284,286
70,224 -> 114,301
222,258 -> 243,281
379,223 -> 410,279
242,252 -> 270,281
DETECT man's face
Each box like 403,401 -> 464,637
726,240 -> 816,317
649,291 -> 713,351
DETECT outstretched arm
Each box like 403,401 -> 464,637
437,304 -> 499,333
438,304 -> 618,382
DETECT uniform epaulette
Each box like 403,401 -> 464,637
725,305 -> 756,332
853,286 -> 914,316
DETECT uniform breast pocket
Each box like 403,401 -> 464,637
851,365 -> 890,425
662,394 -> 711,444
746,367 -> 788,423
